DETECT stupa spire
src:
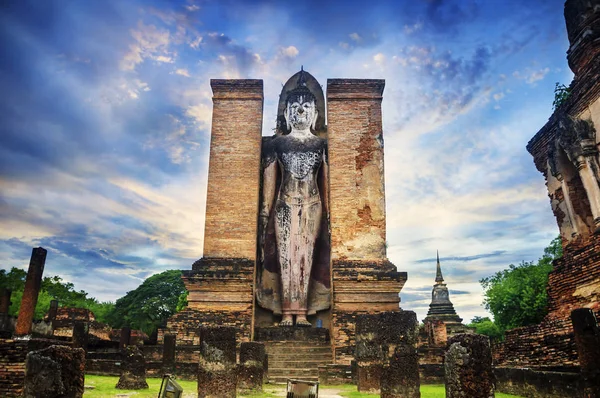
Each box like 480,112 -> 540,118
435,250 -> 444,283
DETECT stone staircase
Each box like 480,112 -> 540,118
255,327 -> 332,384
264,340 -> 332,384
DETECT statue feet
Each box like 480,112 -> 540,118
280,315 -> 293,326
296,316 -> 311,327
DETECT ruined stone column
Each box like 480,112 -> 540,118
0,288 -> 11,314
116,345 -> 149,390
355,311 -> 419,394
72,321 -> 89,351
162,333 -> 176,369
556,173 -> 579,234
570,308 -> 600,397
445,333 -> 494,398
238,342 -> 265,393
120,327 -> 131,351
15,247 -> 47,336
47,300 -> 58,321
381,344 -> 421,398
575,155 -> 600,228
0,288 -> 11,334
73,321 -> 88,346
198,326 -> 237,398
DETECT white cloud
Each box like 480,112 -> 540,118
280,45 -> 299,58
349,32 -> 361,42
153,55 -> 174,63
526,67 -> 550,84
120,21 -> 171,71
186,103 -> 212,127
189,36 -> 203,49
404,22 -> 423,35
373,53 -> 385,64
175,68 -> 191,77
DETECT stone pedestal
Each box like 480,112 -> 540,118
24,345 -> 85,398
163,259 -> 254,345
15,247 -> 47,336
237,342 -> 265,392
356,311 -> 419,394
198,327 -> 237,398
445,334 -> 494,398
116,345 -> 148,390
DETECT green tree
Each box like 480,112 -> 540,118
0,267 -> 115,322
106,270 -> 186,335
467,316 -> 503,340
480,236 -> 562,331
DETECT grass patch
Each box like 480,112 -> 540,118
84,375 -> 196,398
335,384 -> 523,398
84,376 -> 524,397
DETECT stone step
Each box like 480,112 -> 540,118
264,343 -> 331,349
270,360 -> 331,367
268,376 -> 319,384
265,346 -> 331,352
269,368 -> 319,377
266,352 -> 332,359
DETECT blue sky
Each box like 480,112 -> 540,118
0,0 -> 570,322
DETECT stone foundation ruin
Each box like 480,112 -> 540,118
493,1 -> 600,396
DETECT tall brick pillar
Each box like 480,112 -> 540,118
202,79 -> 264,260
15,247 -> 47,336
164,80 -> 264,346
327,80 -> 407,363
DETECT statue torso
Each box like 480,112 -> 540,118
269,134 -> 326,202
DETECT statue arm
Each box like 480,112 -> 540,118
320,148 -> 330,230
261,160 -> 277,218
259,160 -> 277,263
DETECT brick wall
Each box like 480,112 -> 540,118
161,258 -> 254,345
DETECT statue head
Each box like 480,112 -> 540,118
284,69 -> 318,132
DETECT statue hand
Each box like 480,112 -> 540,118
258,214 -> 269,263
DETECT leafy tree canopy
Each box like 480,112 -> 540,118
105,270 -> 186,335
467,316 -> 503,340
480,236 -> 563,332
0,267 -> 115,322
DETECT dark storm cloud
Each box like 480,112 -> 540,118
203,32 -> 259,74
423,0 -> 479,35
415,250 -> 506,264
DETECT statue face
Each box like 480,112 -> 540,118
286,95 -> 317,131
